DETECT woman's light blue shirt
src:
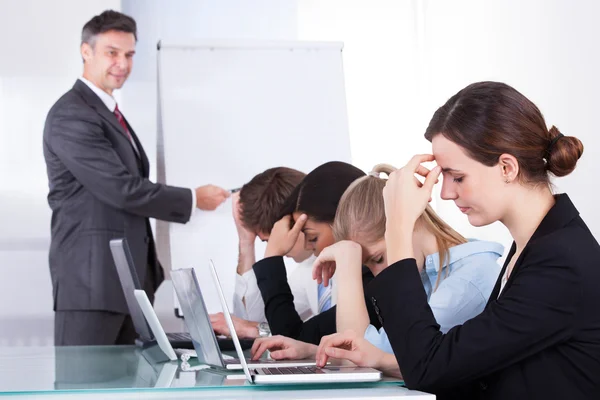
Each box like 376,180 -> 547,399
364,240 -> 504,354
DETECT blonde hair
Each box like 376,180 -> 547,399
333,163 -> 467,290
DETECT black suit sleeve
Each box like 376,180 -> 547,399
254,256 -> 382,345
45,105 -> 192,223
368,243 -> 579,393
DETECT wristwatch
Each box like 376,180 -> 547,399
257,322 -> 271,337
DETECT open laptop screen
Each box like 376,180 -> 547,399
109,238 -> 153,341
171,268 -> 224,368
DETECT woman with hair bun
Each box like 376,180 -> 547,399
317,81 -> 600,399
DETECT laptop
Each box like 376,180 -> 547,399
209,259 -> 383,384
109,238 -> 253,351
134,289 -> 179,361
171,267 -> 317,370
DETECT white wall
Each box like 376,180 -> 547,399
298,0 -> 432,174
298,0 -> 600,257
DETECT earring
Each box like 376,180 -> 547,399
502,166 -> 510,184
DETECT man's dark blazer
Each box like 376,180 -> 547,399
369,194 -> 600,399
43,79 -> 192,315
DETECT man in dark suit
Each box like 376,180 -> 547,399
43,10 -> 229,346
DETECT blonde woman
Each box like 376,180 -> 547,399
250,163 -> 503,361
315,163 -> 503,354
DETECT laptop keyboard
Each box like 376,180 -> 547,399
260,366 -> 325,375
166,332 -> 191,341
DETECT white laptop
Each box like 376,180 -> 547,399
209,259 -> 382,384
134,289 -> 192,362
171,267 -> 316,370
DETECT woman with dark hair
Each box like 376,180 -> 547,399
271,161 -> 368,256
251,161 -> 382,345
316,82 -> 600,399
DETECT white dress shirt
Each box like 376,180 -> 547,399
233,255 -> 335,323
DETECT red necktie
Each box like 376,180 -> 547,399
114,104 -> 140,158
114,104 -> 133,142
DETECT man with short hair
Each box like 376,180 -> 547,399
210,167 -> 330,339
43,10 -> 229,346
238,167 -> 306,243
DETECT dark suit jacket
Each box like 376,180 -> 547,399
254,256 -> 382,345
368,194 -> 600,399
43,80 -> 193,314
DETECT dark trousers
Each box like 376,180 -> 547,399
54,310 -> 137,346
54,251 -> 158,346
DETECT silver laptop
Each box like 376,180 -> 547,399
109,239 -> 194,349
171,267 -> 317,370
134,289 -> 184,362
209,259 -> 382,384
111,238 -> 253,353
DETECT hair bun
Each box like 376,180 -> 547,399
546,126 -> 584,177
369,163 -> 397,177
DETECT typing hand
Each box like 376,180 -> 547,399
232,192 -> 256,244
312,241 -> 362,287
315,330 -> 386,369
264,214 -> 307,258
251,335 -> 318,361
210,312 -> 259,339
195,185 -> 230,210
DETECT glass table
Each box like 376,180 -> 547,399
0,345 -> 435,399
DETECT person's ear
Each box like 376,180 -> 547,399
81,43 -> 94,63
498,153 -> 519,184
